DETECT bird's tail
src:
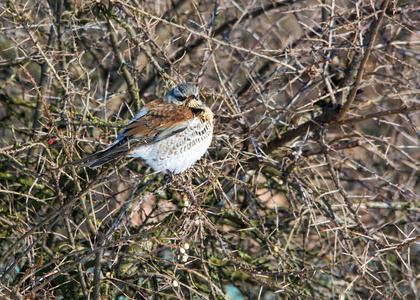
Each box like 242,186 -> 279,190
66,145 -> 129,168
63,136 -> 136,168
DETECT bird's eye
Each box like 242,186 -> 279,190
177,95 -> 187,101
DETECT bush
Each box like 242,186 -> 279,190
0,0 -> 419,299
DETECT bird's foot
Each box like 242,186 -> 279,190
162,170 -> 177,190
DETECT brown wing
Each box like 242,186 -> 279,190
122,99 -> 194,143
71,99 -> 195,168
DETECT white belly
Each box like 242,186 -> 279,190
128,118 -> 212,173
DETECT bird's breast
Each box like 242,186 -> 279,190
128,116 -> 213,173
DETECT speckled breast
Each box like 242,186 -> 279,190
128,117 -> 213,173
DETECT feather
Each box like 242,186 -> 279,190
71,99 -> 195,168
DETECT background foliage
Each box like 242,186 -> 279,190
0,0 -> 419,299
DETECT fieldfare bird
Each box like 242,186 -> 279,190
72,83 -> 213,174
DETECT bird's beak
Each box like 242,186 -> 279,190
185,96 -> 204,108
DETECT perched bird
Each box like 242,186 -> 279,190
71,83 -> 213,174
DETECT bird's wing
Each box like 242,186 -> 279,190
71,99 -> 195,168
121,99 -> 194,144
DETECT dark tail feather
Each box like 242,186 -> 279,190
66,148 -> 128,168
62,136 -> 133,168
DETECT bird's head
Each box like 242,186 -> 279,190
164,83 -> 204,109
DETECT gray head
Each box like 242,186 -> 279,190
164,83 -> 201,107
